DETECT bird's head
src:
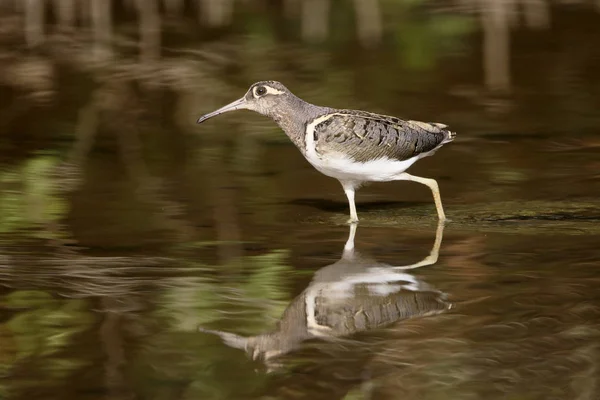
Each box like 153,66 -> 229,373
197,81 -> 294,124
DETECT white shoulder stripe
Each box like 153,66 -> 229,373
304,113 -> 341,158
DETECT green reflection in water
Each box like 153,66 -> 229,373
0,155 -> 68,240
132,250 -> 293,400
2,290 -> 94,397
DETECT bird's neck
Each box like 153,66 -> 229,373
269,96 -> 330,154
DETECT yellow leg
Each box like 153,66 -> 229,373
393,220 -> 445,270
397,173 -> 447,221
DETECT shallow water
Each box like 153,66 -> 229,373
1,2 -> 600,400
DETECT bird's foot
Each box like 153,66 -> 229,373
346,217 -> 359,225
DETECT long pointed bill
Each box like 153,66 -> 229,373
196,97 -> 248,124
198,327 -> 250,350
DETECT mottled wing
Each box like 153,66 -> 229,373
314,287 -> 450,335
313,110 -> 453,163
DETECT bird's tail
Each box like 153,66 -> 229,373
442,129 -> 456,144
430,122 -> 456,144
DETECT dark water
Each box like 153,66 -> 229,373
1,2 -> 600,400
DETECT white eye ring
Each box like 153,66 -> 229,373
254,86 -> 267,97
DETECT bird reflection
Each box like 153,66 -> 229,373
199,222 -> 451,369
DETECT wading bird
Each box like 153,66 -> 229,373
197,81 -> 455,223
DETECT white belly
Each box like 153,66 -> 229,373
306,152 -> 422,182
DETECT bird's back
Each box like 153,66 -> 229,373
311,110 -> 455,163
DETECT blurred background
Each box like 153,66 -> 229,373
1,1 -> 600,400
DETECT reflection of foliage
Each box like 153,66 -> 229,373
396,14 -> 473,70
132,329 -> 267,400
0,155 -> 68,239
0,247 -> 295,400
382,0 -> 474,70
130,249 -> 293,400
235,250 -> 292,330
156,250 -> 292,334
1,290 -> 94,396
5,290 -> 92,358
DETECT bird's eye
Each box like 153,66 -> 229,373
255,86 -> 267,96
